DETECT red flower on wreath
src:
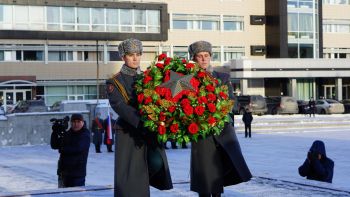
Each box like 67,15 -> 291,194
143,75 -> 153,84
168,106 -> 176,113
137,93 -> 144,103
194,106 -> 205,116
208,116 -> 216,125
164,57 -> 172,65
158,125 -> 166,135
207,93 -> 216,102
197,71 -> 206,78
188,123 -> 199,134
158,53 -> 167,61
156,63 -> 164,69
183,105 -> 194,116
207,103 -> 216,113
219,92 -> 228,99
206,84 -> 215,92
198,96 -> 208,104
170,124 -> 179,133
144,97 -> 152,105
159,112 -> 166,121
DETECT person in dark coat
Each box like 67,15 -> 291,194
91,112 -> 104,153
308,97 -> 316,117
242,108 -> 253,138
50,113 -> 90,188
106,38 -> 173,197
188,41 -> 252,197
298,140 -> 334,183
103,113 -> 116,152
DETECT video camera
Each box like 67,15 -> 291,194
50,116 -> 70,137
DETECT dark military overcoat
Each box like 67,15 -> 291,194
106,65 -> 173,197
190,70 -> 252,194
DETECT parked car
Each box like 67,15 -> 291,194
265,96 -> 299,115
315,99 -> 344,114
10,100 -> 47,113
341,99 -> 350,114
233,95 -> 267,115
297,100 -> 310,114
48,101 -> 61,112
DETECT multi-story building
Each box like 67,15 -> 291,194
1,0 -> 350,110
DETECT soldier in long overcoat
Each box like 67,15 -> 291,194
188,41 -> 252,197
106,38 -> 173,197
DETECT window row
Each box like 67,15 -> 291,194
0,47 -> 245,62
0,5 -> 160,33
172,14 -> 244,31
287,0 -> 317,9
323,24 -> 350,33
323,0 -> 350,5
44,85 -> 97,106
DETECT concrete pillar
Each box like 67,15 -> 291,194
291,78 -> 297,98
336,78 -> 343,101
241,79 -> 248,95
103,42 -> 108,65
44,43 -> 48,64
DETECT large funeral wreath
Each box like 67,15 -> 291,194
135,53 -> 234,144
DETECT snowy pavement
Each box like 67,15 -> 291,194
1,115 -> 350,196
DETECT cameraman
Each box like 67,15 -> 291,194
298,140 -> 334,183
50,113 -> 91,188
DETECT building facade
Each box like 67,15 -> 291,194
1,0 -> 350,109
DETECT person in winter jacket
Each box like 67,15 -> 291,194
188,41 -> 252,197
242,109 -> 253,138
298,140 -> 334,183
50,113 -> 90,188
91,112 -> 104,153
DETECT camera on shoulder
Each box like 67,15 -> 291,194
50,116 -> 70,137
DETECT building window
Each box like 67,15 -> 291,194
223,16 -> 244,31
77,8 -> 90,31
134,9 -> 146,32
23,51 -> 43,61
48,51 -> 73,61
120,9 -> 132,32
0,5 -> 3,22
106,8 -> 119,32
62,7 -> 75,31
109,51 -> 122,61
172,14 -> 220,31
92,8 -> 105,32
0,51 -> 3,61
14,5 -> 29,29
148,10 -> 160,33
29,6 -> 45,30
224,46 -> 245,61
47,6 -> 60,30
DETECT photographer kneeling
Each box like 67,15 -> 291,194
50,113 -> 91,188
298,140 -> 334,183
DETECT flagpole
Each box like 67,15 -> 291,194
96,40 -> 100,105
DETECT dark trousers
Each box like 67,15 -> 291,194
245,125 -> 251,138
58,174 -> 85,188
106,144 -> 113,152
95,144 -> 101,153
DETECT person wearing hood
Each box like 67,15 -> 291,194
106,38 -> 173,197
188,41 -> 252,197
242,108 -> 253,138
298,140 -> 334,183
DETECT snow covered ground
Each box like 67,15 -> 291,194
1,114 -> 350,196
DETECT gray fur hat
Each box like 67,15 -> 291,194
188,41 -> 212,60
118,38 -> 143,57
